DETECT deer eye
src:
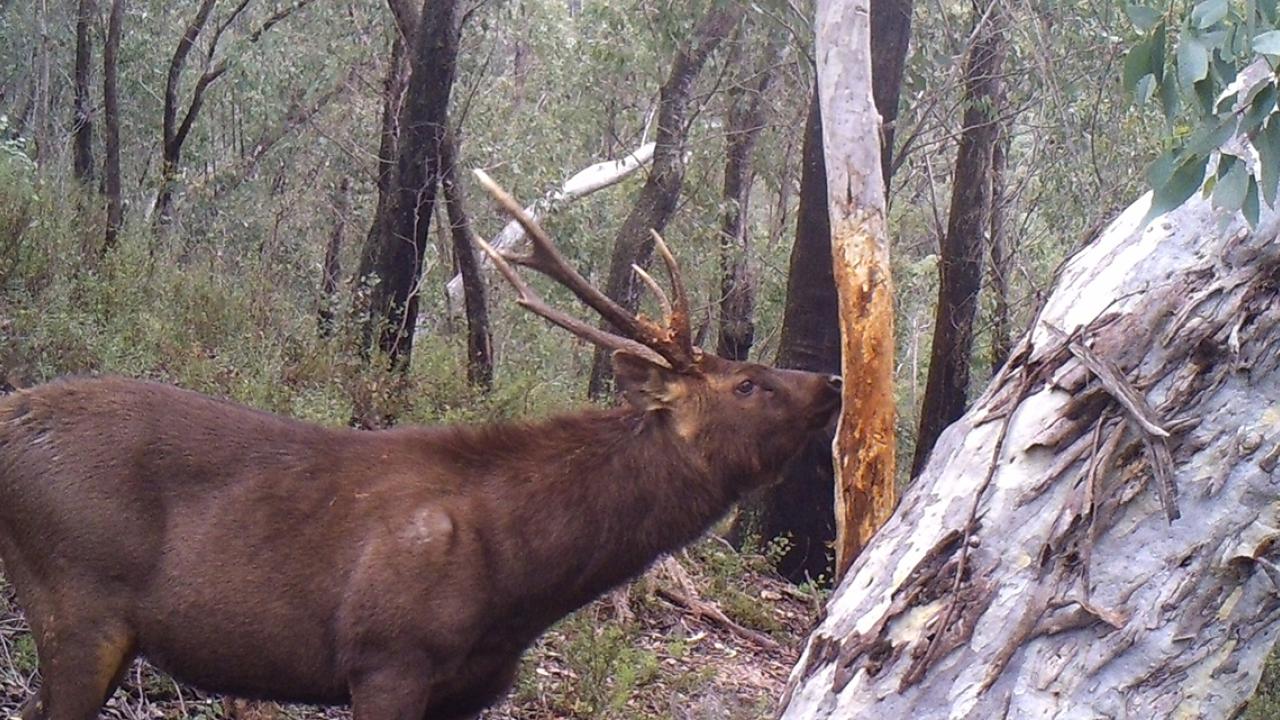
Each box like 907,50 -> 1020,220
735,379 -> 756,397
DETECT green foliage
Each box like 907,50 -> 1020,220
1125,0 -> 1280,226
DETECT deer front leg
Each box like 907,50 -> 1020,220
348,660 -> 433,720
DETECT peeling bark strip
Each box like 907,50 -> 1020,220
779,103 -> 1280,718
816,0 -> 896,578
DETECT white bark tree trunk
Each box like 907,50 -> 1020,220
779,72 -> 1280,718
443,142 -> 655,316
818,0 -> 897,578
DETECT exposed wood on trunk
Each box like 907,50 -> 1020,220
585,4 -> 745,398
779,64 -> 1280,718
318,176 -> 350,338
440,130 -> 493,390
72,0 -> 96,185
101,0 -> 123,255
715,25 -> 782,362
817,0 -> 896,579
912,0 -> 1008,478
758,0 -> 915,585
354,0 -> 460,369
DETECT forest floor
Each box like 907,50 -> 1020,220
0,538 -> 819,720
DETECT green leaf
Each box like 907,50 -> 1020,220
1149,154 -> 1209,219
1146,149 -> 1179,188
1242,84 -> 1277,132
1244,175 -> 1261,226
1257,115 -> 1280,206
1261,0 -> 1278,24
1124,34 -> 1157,95
1136,74 -> 1158,106
1160,72 -> 1182,119
1213,155 -> 1250,211
1178,38 -> 1210,88
1192,0 -> 1229,28
1254,29 -> 1280,54
1153,22 -> 1167,84
1126,4 -> 1162,31
1184,115 -> 1239,155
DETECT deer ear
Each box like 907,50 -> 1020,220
612,351 -> 681,411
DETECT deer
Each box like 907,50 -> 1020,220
0,171 -> 843,720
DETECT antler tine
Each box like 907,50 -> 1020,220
648,229 -> 694,356
473,169 -> 698,369
473,170 -> 651,337
471,233 -> 672,368
631,264 -> 673,322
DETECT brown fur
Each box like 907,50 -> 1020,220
0,354 -> 839,720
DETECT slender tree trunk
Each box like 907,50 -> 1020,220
584,4 -> 745,398
912,0 -> 1008,478
439,131 -> 492,390
988,123 -> 1013,375
155,0 -> 219,227
716,27 -> 782,362
101,0 -> 123,255
319,176 -> 350,338
354,0 -> 460,369
755,0 -> 914,585
31,0 -> 53,164
818,0 -> 896,579
72,0 -> 96,185
779,70 -> 1280,715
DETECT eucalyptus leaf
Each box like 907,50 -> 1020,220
1178,38 -> 1210,89
1191,0 -> 1229,28
1125,4 -> 1162,31
1148,154 -> 1209,220
1213,155 -> 1250,211
1257,116 -> 1280,206
1244,175 -> 1261,226
1254,29 -> 1280,54
1123,34 -> 1156,95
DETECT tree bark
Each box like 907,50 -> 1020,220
778,70 -> 1280,718
354,0 -> 460,369
988,122 -> 1013,375
154,0 -> 220,226
912,0 -> 1008,478
817,0 -> 896,580
101,0 -> 123,255
318,176 -> 350,338
439,130 -> 492,390
757,0 -> 914,585
72,0 -> 96,185
584,3 -> 745,398
715,26 -> 782,362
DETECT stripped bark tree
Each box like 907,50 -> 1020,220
817,0 -> 896,579
760,0 -> 913,584
353,0 -> 459,370
72,0 -> 96,185
912,0 -> 1009,477
101,0 -> 123,254
584,3 -> 745,398
778,67 -> 1280,720
715,24 -> 782,362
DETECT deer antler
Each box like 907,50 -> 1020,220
472,169 -> 699,371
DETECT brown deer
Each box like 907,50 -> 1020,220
0,172 -> 842,720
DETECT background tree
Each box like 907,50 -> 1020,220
71,0 -> 95,185
911,0 -> 1008,477
101,0 -> 122,253
584,2 -> 744,398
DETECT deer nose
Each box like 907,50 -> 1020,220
827,375 -> 843,391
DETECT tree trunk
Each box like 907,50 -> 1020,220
988,122 -> 1013,375
354,0 -> 459,369
101,0 -> 123,255
72,0 -> 96,185
318,176 -> 350,338
154,0 -> 220,227
817,0 -> 896,579
584,4 -> 744,398
715,26 -> 782,362
911,0 -> 1009,478
756,0 -> 914,585
439,130 -> 492,390
778,74 -> 1280,718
